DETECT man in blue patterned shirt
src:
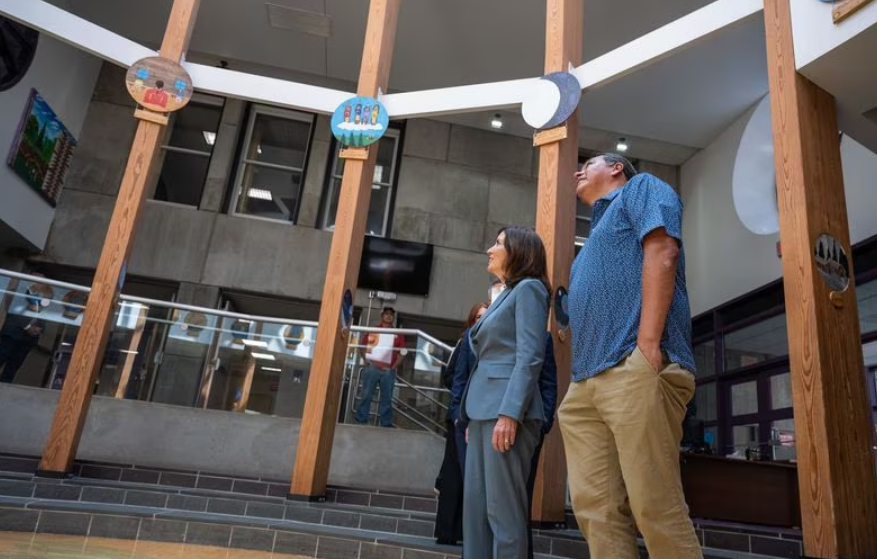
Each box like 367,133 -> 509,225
558,153 -> 702,559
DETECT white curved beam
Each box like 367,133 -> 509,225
0,0 -> 154,66
1,0 -> 763,120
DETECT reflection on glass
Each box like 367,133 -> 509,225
771,418 -> 796,461
770,372 -> 793,410
731,380 -> 758,416
732,423 -> 759,454
724,313 -> 788,370
693,340 -> 716,379
693,382 -> 717,422
861,280 -> 877,335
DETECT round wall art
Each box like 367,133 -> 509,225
522,72 -> 582,130
125,57 -> 193,113
331,96 -> 389,148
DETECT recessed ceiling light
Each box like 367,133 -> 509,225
261,366 -> 282,372
251,352 -> 275,361
202,131 -> 216,146
616,137 -> 628,152
242,340 -> 268,347
490,114 -> 503,130
247,188 -> 272,201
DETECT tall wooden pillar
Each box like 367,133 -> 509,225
531,0 -> 582,523
38,0 -> 202,475
290,0 -> 401,498
764,1 -> 877,557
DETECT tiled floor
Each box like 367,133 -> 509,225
0,532 -> 311,559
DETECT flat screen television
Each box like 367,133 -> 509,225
358,237 -> 434,296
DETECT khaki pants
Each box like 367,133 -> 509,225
558,347 -> 703,559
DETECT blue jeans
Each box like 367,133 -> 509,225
355,364 -> 395,427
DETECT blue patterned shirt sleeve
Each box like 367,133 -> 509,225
621,174 -> 684,243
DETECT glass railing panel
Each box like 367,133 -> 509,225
0,274 -> 89,388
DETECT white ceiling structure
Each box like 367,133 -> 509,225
11,0 -> 771,165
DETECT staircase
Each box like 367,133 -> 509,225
0,454 -> 802,559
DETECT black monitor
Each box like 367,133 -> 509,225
358,237 -> 434,296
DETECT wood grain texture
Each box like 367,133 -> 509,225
290,0 -> 401,498
763,1 -> 877,557
531,0 -> 582,523
38,0 -> 201,474
833,0 -> 875,23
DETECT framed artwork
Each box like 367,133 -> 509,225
6,89 -> 77,207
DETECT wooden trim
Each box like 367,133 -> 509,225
763,1 -> 877,556
531,0 -> 582,524
533,125 -> 568,147
833,0 -> 875,23
134,109 -> 169,126
290,0 -> 401,498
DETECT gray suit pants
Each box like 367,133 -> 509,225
464,418 -> 540,559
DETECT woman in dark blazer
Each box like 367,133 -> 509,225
460,226 -> 551,559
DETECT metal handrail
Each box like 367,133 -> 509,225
394,374 -> 449,412
391,397 -> 446,438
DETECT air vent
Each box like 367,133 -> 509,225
266,3 -> 332,38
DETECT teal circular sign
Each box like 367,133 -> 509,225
331,96 -> 389,148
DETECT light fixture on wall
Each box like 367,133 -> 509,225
247,188 -> 273,201
202,131 -> 216,146
490,113 -> 503,130
616,137 -> 628,152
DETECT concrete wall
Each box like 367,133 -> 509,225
681,105 -> 877,315
38,62 -> 677,326
0,383 -> 443,494
0,36 -> 100,250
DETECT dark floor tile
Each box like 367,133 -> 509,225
274,531 -> 318,556
197,475 -> 234,492
0,479 -> 34,498
124,490 -> 168,508
233,479 -> 269,496
750,535 -> 801,558
370,494 -> 405,509
230,526 -> 275,551
185,522 -> 232,547
36,511 -> 91,536
160,472 -> 197,488
138,519 -> 186,543
207,497 -> 247,516
88,515 -> 140,539
316,536 -> 361,559
120,469 -> 161,484
267,484 -> 289,498
246,501 -> 285,520
323,510 -> 360,528
360,514 -> 398,533
33,484 -> 81,501
78,465 -> 122,481
703,530 -> 750,553
80,486 -> 125,504
361,543 -> 404,559
397,519 -> 434,537
285,504 -> 323,523
403,497 -> 437,514
533,535 -> 552,554
335,489 -> 371,506
167,494 -> 208,512
552,537 -> 591,558
0,508 -> 39,531
0,456 -> 38,474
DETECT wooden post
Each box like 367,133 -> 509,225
764,1 -> 877,557
290,0 -> 400,498
531,0 -> 582,523
38,0 -> 201,475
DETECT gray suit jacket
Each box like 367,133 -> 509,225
461,278 -> 550,423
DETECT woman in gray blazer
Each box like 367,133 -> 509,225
461,226 -> 551,559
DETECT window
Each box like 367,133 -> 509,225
858,278 -> 877,335
232,106 -> 314,222
576,200 -> 592,245
322,129 -> 401,236
724,313 -> 788,370
155,95 -> 223,206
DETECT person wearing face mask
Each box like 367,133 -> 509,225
459,226 -> 551,559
